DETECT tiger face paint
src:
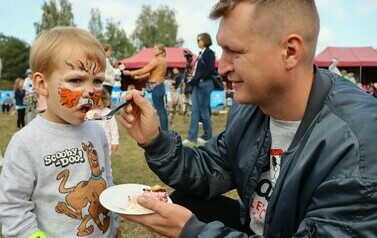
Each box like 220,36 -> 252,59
57,59 -> 104,109
40,56 -> 105,125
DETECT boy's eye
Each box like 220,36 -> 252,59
69,78 -> 82,84
93,78 -> 103,85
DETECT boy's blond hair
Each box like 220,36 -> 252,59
29,27 -> 106,78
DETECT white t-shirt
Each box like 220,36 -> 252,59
249,117 -> 301,235
24,77 -> 34,95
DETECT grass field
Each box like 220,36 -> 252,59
0,108 -> 229,237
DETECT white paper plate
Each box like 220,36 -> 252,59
99,183 -> 172,215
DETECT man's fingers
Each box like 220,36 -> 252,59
137,195 -> 167,214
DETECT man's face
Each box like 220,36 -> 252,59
42,55 -> 105,125
217,2 -> 284,105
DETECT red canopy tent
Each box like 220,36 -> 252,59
120,47 -> 197,69
315,46 -> 377,67
315,46 -> 377,84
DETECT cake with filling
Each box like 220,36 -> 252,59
126,185 -> 169,213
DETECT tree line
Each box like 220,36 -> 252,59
0,0 -> 182,83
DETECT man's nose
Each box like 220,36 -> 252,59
218,52 -> 234,76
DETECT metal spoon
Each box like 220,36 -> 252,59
86,100 -> 130,121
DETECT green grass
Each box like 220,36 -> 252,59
0,108 -> 232,237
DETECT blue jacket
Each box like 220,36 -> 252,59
143,67 -> 377,237
192,48 -> 216,83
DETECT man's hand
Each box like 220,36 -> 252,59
121,195 -> 193,238
118,90 -> 160,145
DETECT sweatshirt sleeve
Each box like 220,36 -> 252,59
0,134 -> 40,237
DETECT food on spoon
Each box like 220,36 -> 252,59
85,109 -> 101,120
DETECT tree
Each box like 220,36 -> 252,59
132,5 -> 183,50
88,8 -> 104,43
0,34 -> 30,82
104,20 -> 135,59
34,0 -> 75,35
88,8 -> 135,59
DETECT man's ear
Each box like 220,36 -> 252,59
33,72 -> 48,97
282,34 -> 303,70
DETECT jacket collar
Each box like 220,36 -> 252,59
288,65 -> 333,149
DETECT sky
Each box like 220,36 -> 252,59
0,0 -> 376,59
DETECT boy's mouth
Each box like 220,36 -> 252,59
78,104 -> 92,113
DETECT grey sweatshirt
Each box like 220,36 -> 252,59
0,115 -> 118,237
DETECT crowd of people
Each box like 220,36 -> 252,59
1,0 -> 377,237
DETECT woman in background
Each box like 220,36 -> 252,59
13,78 -> 26,129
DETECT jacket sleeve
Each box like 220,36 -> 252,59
0,134 -> 39,237
142,130 -> 234,200
130,58 -> 158,77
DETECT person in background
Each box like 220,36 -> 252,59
183,33 -> 216,146
122,44 -> 168,131
225,86 -> 234,107
0,27 -> 121,238
13,78 -> 26,129
87,88 -> 119,156
118,0 -> 377,237
24,68 -> 36,123
347,72 -> 356,84
168,67 -> 183,114
103,44 -> 120,107
328,58 -> 341,76
2,93 -> 13,113
340,69 -> 350,81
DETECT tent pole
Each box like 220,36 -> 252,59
360,66 -> 362,85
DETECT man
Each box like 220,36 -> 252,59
119,0 -> 377,237
24,68 -> 36,123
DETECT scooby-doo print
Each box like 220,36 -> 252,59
55,141 -> 109,236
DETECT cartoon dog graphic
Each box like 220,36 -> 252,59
55,141 -> 110,236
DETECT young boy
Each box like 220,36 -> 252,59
0,27 -> 120,237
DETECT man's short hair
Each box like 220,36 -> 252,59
210,0 -> 320,64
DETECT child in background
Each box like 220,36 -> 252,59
0,27 -> 120,238
87,88 -> 119,155
13,78 -> 26,129
1,93 -> 13,113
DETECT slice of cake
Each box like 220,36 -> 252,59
126,185 -> 169,213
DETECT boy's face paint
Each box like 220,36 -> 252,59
41,56 -> 105,125
58,87 -> 101,109
58,60 -> 103,109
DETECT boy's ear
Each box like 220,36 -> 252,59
33,72 -> 48,97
